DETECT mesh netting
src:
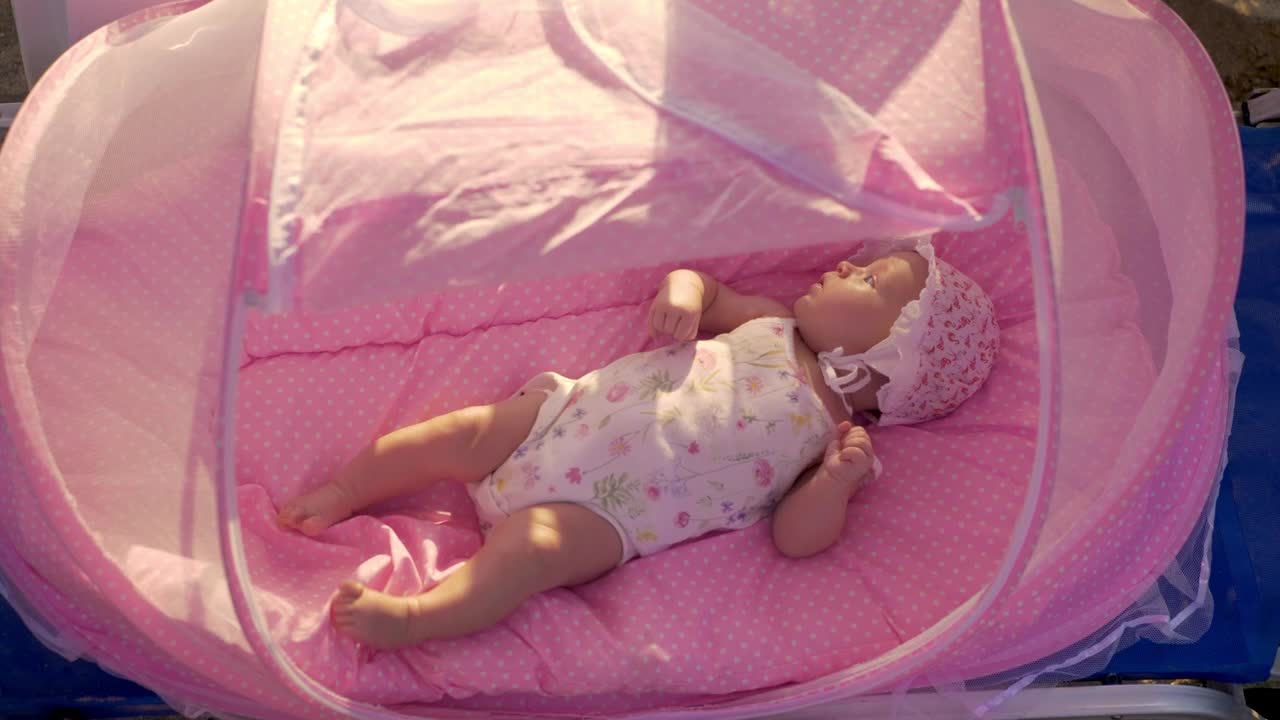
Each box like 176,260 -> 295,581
0,1 -> 1244,718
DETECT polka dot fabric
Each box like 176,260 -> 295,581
232,217 -> 1042,709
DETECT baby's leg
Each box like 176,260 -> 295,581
331,503 -> 622,649
279,390 -> 547,536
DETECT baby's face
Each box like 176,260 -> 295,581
793,251 -> 930,356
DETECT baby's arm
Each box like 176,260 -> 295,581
772,422 -> 874,558
650,269 -> 790,339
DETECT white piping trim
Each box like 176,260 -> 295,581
261,1 -> 336,314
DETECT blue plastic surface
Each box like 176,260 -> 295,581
1101,125 -> 1280,681
0,596 -> 166,718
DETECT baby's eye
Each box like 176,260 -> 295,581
864,274 -> 877,288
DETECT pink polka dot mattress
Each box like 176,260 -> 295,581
0,0 -> 1242,718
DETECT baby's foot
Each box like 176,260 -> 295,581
330,581 -> 424,650
277,481 -> 358,536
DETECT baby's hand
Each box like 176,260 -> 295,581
818,421 -> 875,489
649,270 -> 705,341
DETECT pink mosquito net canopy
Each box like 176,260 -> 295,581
0,0 -> 1243,718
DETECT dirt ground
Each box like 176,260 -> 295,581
1166,0 -> 1280,104
0,0 -> 1278,104
0,0 -> 24,101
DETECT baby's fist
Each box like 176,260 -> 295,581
649,271 -> 704,341
819,421 -> 875,488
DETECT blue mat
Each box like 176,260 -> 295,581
2,128 -> 1279,718
1101,125 -> 1280,681
0,597 -> 166,718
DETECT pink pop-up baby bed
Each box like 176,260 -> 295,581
0,1 -> 1244,718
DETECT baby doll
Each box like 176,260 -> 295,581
277,236 -> 999,650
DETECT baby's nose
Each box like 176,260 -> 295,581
836,260 -> 855,277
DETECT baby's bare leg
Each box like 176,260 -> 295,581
279,390 -> 547,536
331,503 -> 622,649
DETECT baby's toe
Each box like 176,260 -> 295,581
276,504 -> 304,528
298,516 -> 330,536
337,580 -> 365,601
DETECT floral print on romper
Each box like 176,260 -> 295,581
469,317 -> 834,562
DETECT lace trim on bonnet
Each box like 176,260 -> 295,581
818,234 -> 994,426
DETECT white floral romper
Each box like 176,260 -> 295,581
467,317 -> 835,564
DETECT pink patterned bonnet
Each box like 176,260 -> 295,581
817,236 -> 1000,426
